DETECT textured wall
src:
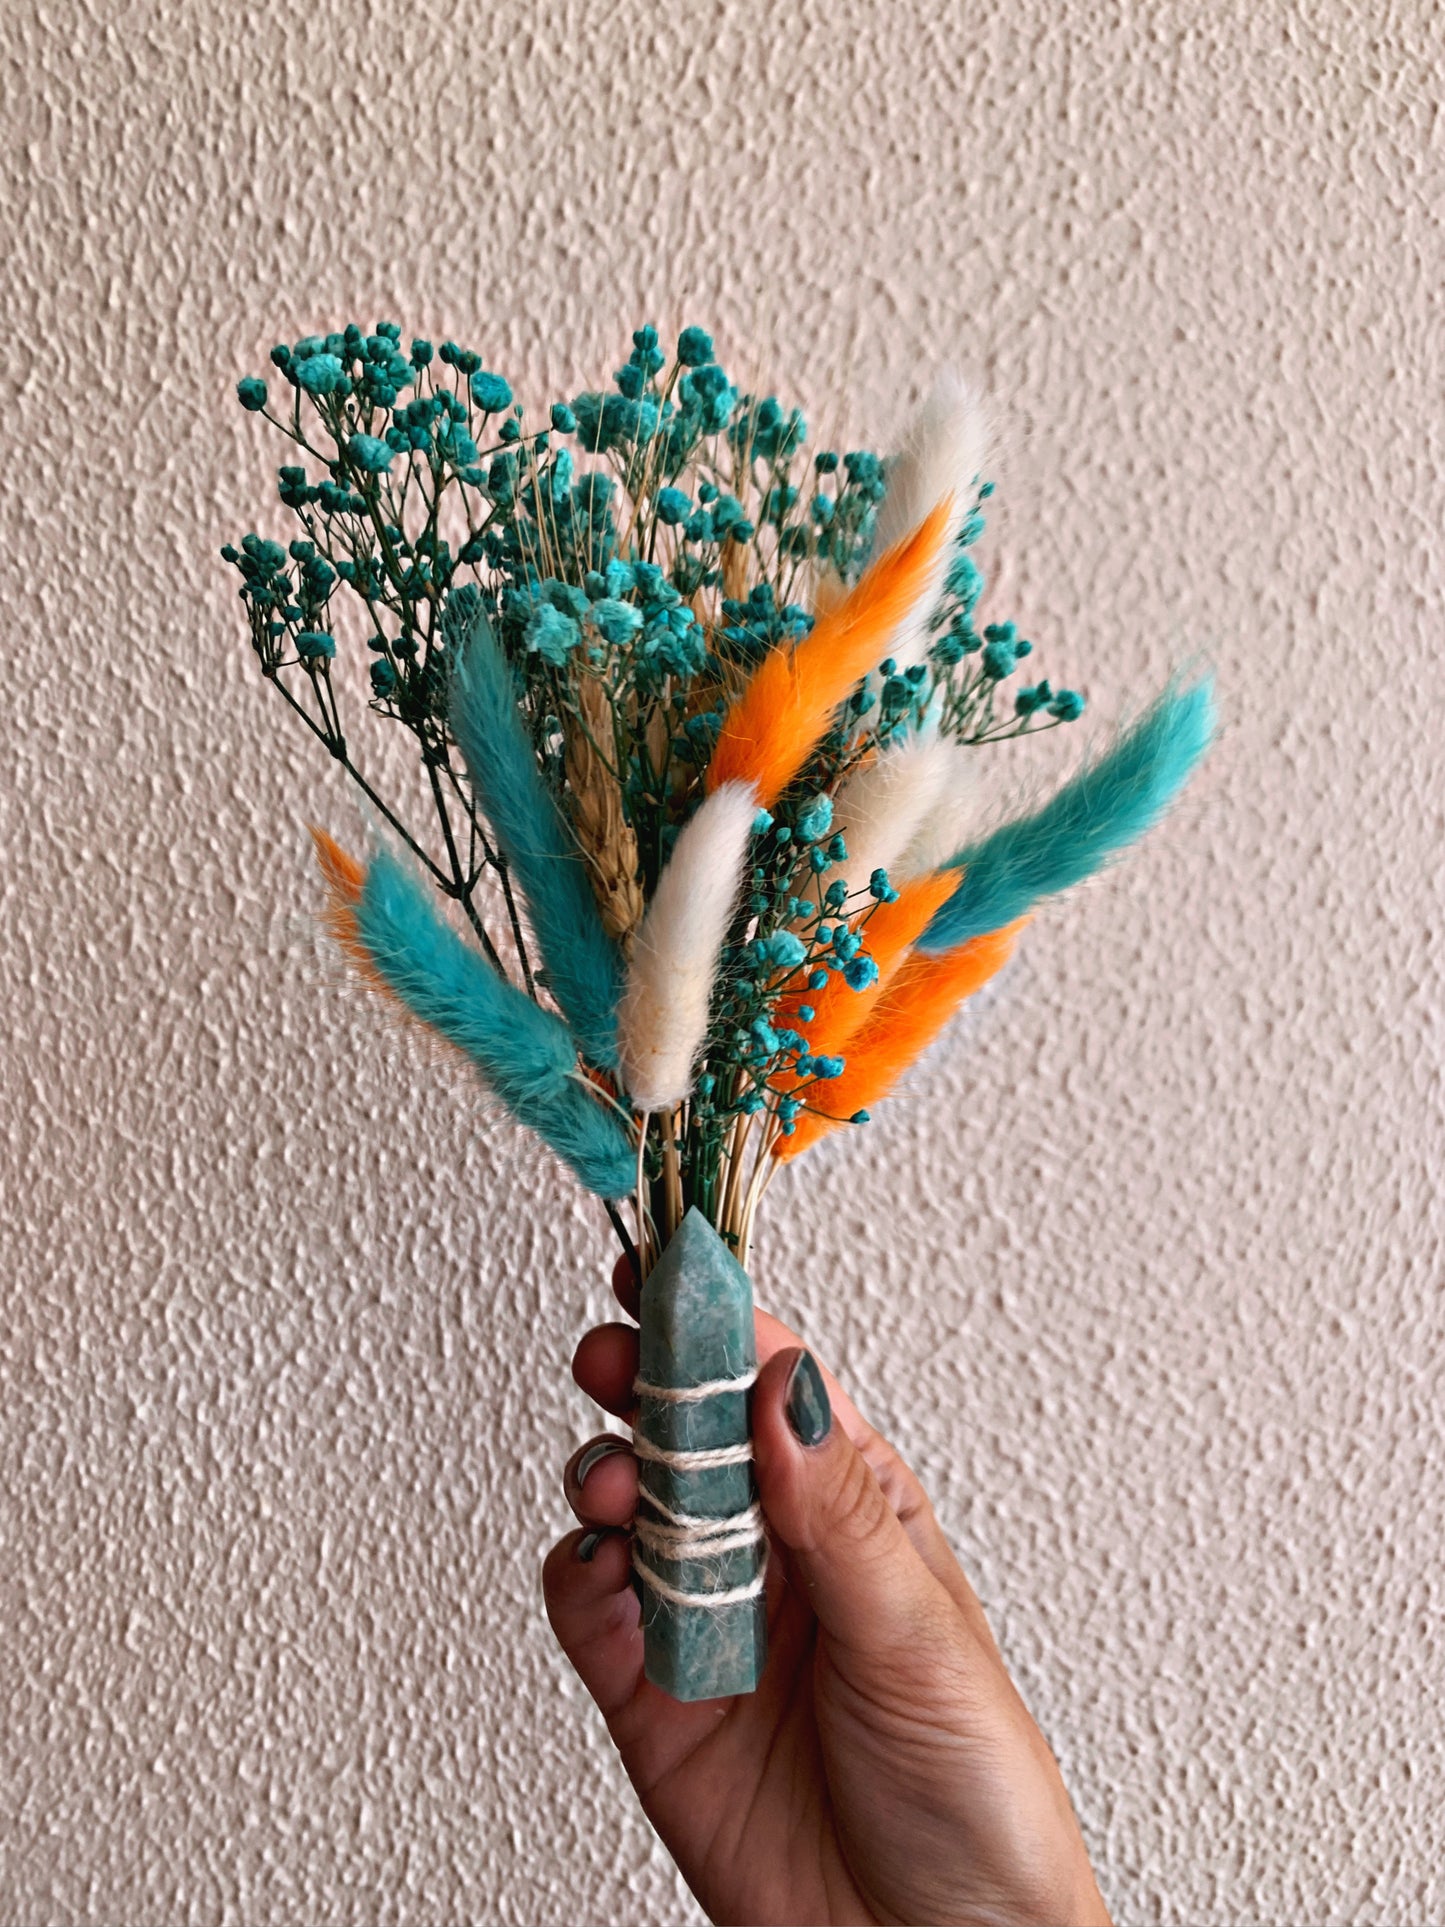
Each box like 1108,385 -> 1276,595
1,1 -> 1441,1921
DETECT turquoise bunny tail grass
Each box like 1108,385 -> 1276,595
445,586 -> 624,1071
353,844 -> 636,1199
919,673 -> 1216,950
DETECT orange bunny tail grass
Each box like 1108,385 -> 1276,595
306,829 -> 518,1087
308,825 -> 387,989
774,871 -> 958,1073
310,824 -> 365,900
705,496 -> 952,806
775,918 -> 1028,1160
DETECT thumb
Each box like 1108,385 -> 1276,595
752,1347 -> 949,1660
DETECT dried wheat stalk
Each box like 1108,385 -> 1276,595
563,675 -> 645,948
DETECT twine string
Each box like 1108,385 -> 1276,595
630,1370 -> 767,1608
632,1368 -> 758,1403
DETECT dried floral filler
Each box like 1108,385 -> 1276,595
224,323 -> 1214,1700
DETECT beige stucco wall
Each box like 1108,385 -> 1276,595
2,2 -> 1441,1920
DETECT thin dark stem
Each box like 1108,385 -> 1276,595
262,667 -> 446,886
604,1200 -> 638,1271
423,756 -> 506,975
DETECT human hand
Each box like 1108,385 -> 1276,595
543,1258 -> 1111,1927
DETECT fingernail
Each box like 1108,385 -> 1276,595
784,1350 -> 831,1447
577,1530 -> 606,1564
575,1436 -> 630,1488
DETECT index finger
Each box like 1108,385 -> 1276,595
610,1249 -> 643,1322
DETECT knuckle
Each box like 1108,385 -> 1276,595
823,1440 -> 894,1552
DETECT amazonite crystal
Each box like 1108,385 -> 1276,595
634,1209 -> 768,1701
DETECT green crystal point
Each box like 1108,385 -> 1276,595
634,1209 -> 768,1701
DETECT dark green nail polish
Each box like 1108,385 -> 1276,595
576,1437 -> 629,1487
784,1350 -> 831,1447
577,1529 -> 606,1563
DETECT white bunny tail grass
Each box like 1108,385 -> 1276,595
871,368 -> 993,674
891,742 -> 986,880
813,732 -> 960,903
618,779 -> 759,1113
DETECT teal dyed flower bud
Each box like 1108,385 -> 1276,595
814,450 -> 838,473
688,363 -> 731,404
348,434 -> 393,473
370,660 -> 398,696
843,449 -> 884,499
542,578 -> 590,620
868,868 -> 894,900
768,932 -> 807,968
1050,688 -> 1086,721
525,604 -> 581,665
410,338 -> 433,366
981,638 -> 1017,680
296,354 -> 346,396
850,1109 -> 870,1124
1014,680 -> 1051,716
469,370 -> 512,413
236,376 -> 268,411
843,953 -> 879,991
677,325 -> 714,366
550,402 -> 577,433
751,808 -> 774,835
808,969 -> 829,990
796,794 -> 833,841
631,559 -> 667,601
823,880 -> 849,911
296,630 -> 336,661
813,1056 -> 845,1080
655,486 -> 691,525
630,328 -> 666,377
796,1004 -> 815,1024
589,598 -> 643,645
946,553 -> 984,608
